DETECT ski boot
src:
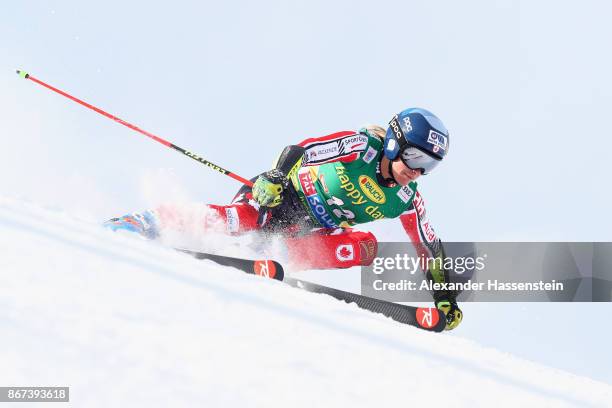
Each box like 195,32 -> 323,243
103,210 -> 159,239
435,295 -> 463,330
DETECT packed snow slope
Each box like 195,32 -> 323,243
1,197 -> 610,407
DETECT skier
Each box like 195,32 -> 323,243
105,108 -> 464,330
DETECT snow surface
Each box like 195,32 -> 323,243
1,197 -> 611,407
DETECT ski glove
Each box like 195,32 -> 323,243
436,298 -> 463,331
252,169 -> 289,208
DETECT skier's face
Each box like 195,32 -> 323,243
391,158 -> 422,185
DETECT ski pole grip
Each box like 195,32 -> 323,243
16,70 -> 30,79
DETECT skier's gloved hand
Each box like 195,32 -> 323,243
252,169 -> 288,208
436,298 -> 463,331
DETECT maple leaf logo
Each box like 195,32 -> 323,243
335,244 -> 354,261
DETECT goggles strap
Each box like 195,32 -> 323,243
388,116 -> 408,150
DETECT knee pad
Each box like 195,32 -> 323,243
285,229 -> 378,270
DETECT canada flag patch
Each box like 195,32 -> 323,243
335,244 -> 355,262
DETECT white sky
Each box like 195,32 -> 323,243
2,0 -> 611,384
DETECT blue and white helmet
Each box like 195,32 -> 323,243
383,108 -> 449,174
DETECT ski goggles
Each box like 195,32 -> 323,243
400,146 -> 441,175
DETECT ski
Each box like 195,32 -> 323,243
181,249 -> 445,332
284,277 -> 446,332
177,249 -> 284,281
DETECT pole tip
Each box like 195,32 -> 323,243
16,69 -> 29,79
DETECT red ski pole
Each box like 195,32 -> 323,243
16,69 -> 254,187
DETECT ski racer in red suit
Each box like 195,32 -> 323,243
105,108 -> 464,330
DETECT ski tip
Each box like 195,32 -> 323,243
16,69 -> 29,79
